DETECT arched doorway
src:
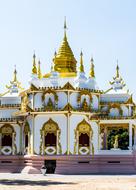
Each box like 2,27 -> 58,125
23,122 -> 30,154
40,119 -> 62,155
0,124 -> 16,155
74,119 -> 93,155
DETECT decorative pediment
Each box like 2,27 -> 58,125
62,103 -> 74,112
42,88 -> 58,102
125,95 -> 135,105
62,82 -> 75,90
30,84 -> 39,91
77,90 -> 92,103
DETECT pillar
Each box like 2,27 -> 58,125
12,132 -> 15,155
28,131 -> 30,154
31,116 -> 34,154
129,123 -> 132,150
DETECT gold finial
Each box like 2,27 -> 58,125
38,60 -> 42,79
79,51 -> 84,72
89,57 -> 95,78
13,65 -> 17,82
116,60 -> 119,78
64,16 -> 68,40
32,52 -> 37,74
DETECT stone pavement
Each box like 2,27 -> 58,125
0,173 -> 136,190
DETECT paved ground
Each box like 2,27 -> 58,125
0,173 -> 136,190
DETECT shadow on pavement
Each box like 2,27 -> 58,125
0,179 -> 76,186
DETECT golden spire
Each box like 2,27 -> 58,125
52,18 -> 77,77
89,57 -> 95,78
13,65 -> 17,82
79,51 -> 84,72
116,60 -> 119,78
38,60 -> 42,79
32,53 -> 37,74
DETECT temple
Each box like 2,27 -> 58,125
0,20 -> 136,174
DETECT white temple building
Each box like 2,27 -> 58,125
0,20 -> 136,174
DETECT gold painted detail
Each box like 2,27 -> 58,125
32,53 -> 37,74
40,118 -> 62,155
79,51 -> 84,72
62,82 -> 75,90
52,19 -> 77,77
38,60 -> 42,79
89,57 -> 95,78
74,119 -> 93,155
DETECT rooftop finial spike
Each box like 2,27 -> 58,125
32,52 -> 37,75
38,60 -> 42,79
13,65 -> 17,82
89,57 -> 95,78
79,50 -> 84,72
64,16 -> 68,39
116,60 -> 119,78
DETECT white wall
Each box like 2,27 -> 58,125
33,114 -> 67,154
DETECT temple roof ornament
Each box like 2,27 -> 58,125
38,60 -> 42,79
79,51 -> 84,73
86,57 -> 98,90
105,63 -> 127,94
32,53 -> 37,75
1,66 -> 24,96
89,57 -> 95,78
53,18 -> 77,77
74,52 -> 87,88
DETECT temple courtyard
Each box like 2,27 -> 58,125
0,173 -> 135,190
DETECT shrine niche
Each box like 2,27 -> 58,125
40,119 -> 62,155
74,119 -> 93,155
0,124 -> 16,155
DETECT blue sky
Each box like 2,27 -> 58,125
0,0 -> 136,97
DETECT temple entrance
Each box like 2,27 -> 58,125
44,160 -> 56,174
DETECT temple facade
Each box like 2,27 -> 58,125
0,21 -> 136,174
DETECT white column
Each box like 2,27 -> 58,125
31,116 -> 34,155
129,123 -> 132,150
28,131 -> 30,154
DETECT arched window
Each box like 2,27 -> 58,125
40,118 -> 61,155
74,119 -> 93,155
1,125 -> 14,147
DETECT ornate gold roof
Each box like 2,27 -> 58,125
53,19 -> 77,77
